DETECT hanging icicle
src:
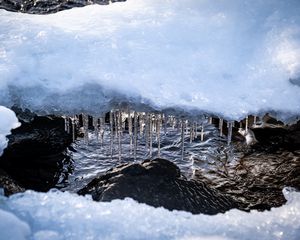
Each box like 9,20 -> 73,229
181,119 -> 185,161
83,114 -> 89,144
128,109 -> 133,152
134,111 -> 138,161
227,121 -> 233,145
118,111 -> 122,161
156,114 -> 161,158
149,113 -> 153,158
110,110 -> 114,159
219,118 -> 223,137
71,116 -> 76,142
245,116 -> 249,130
200,124 -> 204,142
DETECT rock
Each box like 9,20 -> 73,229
78,158 -> 240,215
0,0 -> 126,14
0,107 -> 73,191
0,168 -> 25,196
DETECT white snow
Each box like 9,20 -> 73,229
0,188 -> 299,240
0,106 -> 20,156
0,0 -> 300,120
0,208 -> 31,240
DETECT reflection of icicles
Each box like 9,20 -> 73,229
200,124 -> 204,141
133,111 -> 138,161
181,120 -> 185,161
227,121 -> 233,145
110,111 -> 114,159
219,118 -> 223,137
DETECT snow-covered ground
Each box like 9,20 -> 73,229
0,187 -> 299,240
0,0 -> 300,120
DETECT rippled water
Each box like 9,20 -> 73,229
58,119 -> 300,210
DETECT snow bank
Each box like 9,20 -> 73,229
0,208 -> 31,240
0,188 -> 299,240
0,0 -> 300,120
0,106 -> 20,156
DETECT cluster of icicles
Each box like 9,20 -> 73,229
62,110 -> 260,161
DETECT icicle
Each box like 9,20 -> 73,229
114,111 -> 118,139
149,113 -> 153,157
63,116 -> 68,132
133,111 -> 138,161
99,117 -> 105,145
93,117 -> 99,141
181,119 -> 185,161
227,121 -> 233,145
128,109 -> 133,151
209,117 -> 213,124
118,111 -> 122,161
145,113 -> 149,152
83,115 -> 89,144
110,110 -> 114,159
156,114 -> 161,158
189,123 -> 193,143
139,113 -> 144,137
185,120 -> 189,135
253,116 -> 257,126
194,122 -> 198,140
219,118 -> 223,137
200,124 -> 204,141
71,117 -> 75,142
245,116 -> 249,130
163,114 -> 167,135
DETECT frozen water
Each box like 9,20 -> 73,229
0,188 -> 299,240
0,106 -> 20,156
0,0 -> 300,121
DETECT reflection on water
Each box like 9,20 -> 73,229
59,118 -> 300,210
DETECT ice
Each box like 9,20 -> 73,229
0,106 -> 20,156
0,188 -> 299,240
0,0 -> 300,121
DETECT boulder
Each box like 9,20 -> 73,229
78,158 -> 240,215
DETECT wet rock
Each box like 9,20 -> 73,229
78,158 -> 240,215
0,168 -> 25,196
0,0 -> 126,14
0,107 -> 72,191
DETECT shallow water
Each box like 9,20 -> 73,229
58,117 -> 300,210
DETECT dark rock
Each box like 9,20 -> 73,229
0,107 -> 73,191
0,0 -> 126,14
78,158 -> 240,215
0,168 -> 25,196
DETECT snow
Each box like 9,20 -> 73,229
0,188 -> 299,240
0,106 -> 20,156
0,208 -> 30,240
0,0 -> 300,120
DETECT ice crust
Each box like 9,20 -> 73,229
0,106 -> 20,156
0,0 -> 300,120
0,188 -> 299,240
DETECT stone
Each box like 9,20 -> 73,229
78,158 -> 240,215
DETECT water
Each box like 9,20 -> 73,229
60,116 -> 228,192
